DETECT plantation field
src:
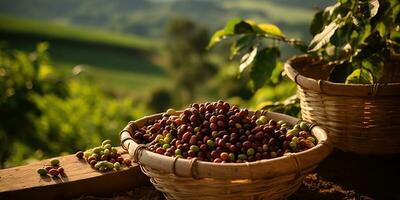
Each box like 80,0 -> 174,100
0,15 -> 167,96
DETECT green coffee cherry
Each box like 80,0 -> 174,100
207,140 -> 215,149
259,116 -> 268,124
166,133 -> 173,140
299,122 -> 309,131
37,168 -> 48,176
99,166 -> 107,172
293,124 -> 301,130
289,141 -> 297,150
262,144 -> 269,151
155,134 -> 163,142
103,144 -> 112,150
102,139 -> 112,146
281,123 -> 292,129
162,144 -> 170,149
50,159 -> 60,166
166,108 -> 176,115
229,153 -> 235,162
105,161 -> 114,169
194,127 -> 201,133
247,148 -> 255,156
114,162 -> 121,170
103,149 -> 110,156
307,136 -> 316,144
292,136 -> 300,144
238,154 -> 247,160
175,149 -> 182,155
84,151 -> 92,159
270,151 -> 277,158
287,129 -> 299,136
163,137 -> 172,144
95,161 -> 103,169
111,147 -> 118,154
190,145 -> 199,152
277,120 -> 286,126
93,147 -> 102,154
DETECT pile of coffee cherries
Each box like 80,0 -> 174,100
37,158 -> 64,177
76,139 -> 132,172
132,100 -> 317,163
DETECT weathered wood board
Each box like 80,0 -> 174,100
0,148 -> 150,199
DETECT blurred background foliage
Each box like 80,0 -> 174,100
0,0 -> 333,167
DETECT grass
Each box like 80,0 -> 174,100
0,14 -> 158,50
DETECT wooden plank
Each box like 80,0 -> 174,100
0,148 -> 150,199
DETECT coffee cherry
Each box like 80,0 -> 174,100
299,122 -> 309,131
136,100 -> 317,163
76,151 -> 84,159
90,160 -> 97,167
259,116 -> 268,124
50,159 -> 60,166
237,154 -> 247,161
57,167 -> 64,174
246,148 -> 255,156
124,159 -> 132,166
166,108 -> 176,115
220,152 -> 229,161
48,169 -> 59,177
190,145 -> 200,152
307,136 -> 316,144
206,139 -> 216,149
37,168 -> 48,176
289,141 -> 297,150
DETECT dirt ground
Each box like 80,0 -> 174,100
76,150 -> 400,200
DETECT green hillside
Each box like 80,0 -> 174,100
0,15 -> 157,50
0,15 -> 167,96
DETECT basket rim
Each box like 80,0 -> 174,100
284,55 -> 400,97
120,111 -> 332,180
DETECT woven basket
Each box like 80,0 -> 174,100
120,111 -> 332,200
284,55 -> 400,155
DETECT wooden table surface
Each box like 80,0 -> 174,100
0,148 -> 149,199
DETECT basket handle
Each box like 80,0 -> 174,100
119,121 -> 146,163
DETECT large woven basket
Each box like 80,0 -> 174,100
284,55 -> 400,155
120,111 -> 331,200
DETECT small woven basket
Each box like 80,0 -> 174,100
284,55 -> 400,155
120,111 -> 331,200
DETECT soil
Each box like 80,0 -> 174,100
75,150 -> 400,200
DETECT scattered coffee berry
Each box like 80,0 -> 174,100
76,139 -> 130,172
50,159 -> 60,166
75,151 -> 84,159
37,168 -> 48,176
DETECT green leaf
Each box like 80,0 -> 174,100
250,47 -> 280,90
310,10 -> 325,36
345,68 -> 374,84
368,0 -> 380,19
230,35 -> 256,59
256,23 -> 284,38
239,46 -> 258,73
206,18 -> 243,49
309,20 -> 341,52
376,22 -> 386,38
206,29 -> 227,50
270,62 -> 283,84
361,59 -> 384,82
331,23 -> 352,47
234,21 -> 254,34
224,18 -> 242,35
